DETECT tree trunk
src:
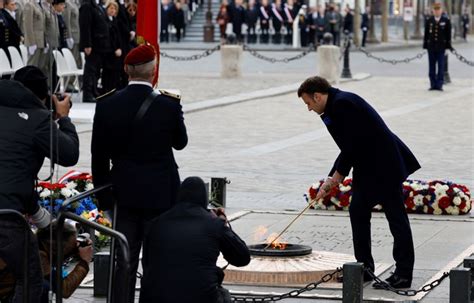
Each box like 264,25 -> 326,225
353,0 -> 361,46
368,0 -> 380,42
381,0 -> 388,41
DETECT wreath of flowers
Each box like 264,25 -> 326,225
36,171 -> 112,243
305,178 -> 472,215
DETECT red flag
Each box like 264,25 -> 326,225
136,0 -> 161,86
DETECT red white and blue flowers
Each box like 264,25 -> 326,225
305,178 -> 471,215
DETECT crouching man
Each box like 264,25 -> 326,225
139,177 -> 251,303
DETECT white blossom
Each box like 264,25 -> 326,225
452,197 -> 461,206
85,183 -> 94,191
60,188 -> 73,198
414,195 -> 424,206
39,189 -> 51,198
66,182 -> 77,189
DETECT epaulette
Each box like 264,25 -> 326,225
159,89 -> 181,101
96,89 -> 117,101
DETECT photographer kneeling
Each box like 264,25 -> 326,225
139,177 -> 251,303
0,66 -> 79,302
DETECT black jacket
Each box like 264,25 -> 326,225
79,0 -> 111,52
173,9 -> 185,29
139,177 -> 251,303
423,15 -> 452,51
343,12 -> 353,33
0,81 -> 79,214
229,4 -> 246,27
91,84 -> 188,211
117,3 -> 132,54
322,88 -> 420,198
245,7 -> 259,27
0,9 -> 23,47
361,12 -> 369,30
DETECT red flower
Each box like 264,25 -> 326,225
438,196 -> 451,209
405,197 -> 415,209
343,179 -> 352,186
309,187 -> 317,200
459,201 -> 466,210
38,182 -> 65,190
340,195 -> 350,207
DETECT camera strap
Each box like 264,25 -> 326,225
134,90 -> 159,123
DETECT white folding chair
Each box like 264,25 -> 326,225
61,48 -> 83,93
7,46 -> 25,71
80,52 -> 85,70
52,50 -> 77,93
19,44 -> 28,65
0,49 -> 14,78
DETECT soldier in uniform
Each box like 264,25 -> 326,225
1,0 -> 23,65
271,0 -> 284,44
258,0 -> 271,44
91,44 -> 188,302
23,0 -> 46,73
64,0 -> 81,66
52,0 -> 68,50
423,2 -> 452,91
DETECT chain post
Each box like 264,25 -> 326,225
341,36 -> 352,79
443,53 -> 451,84
210,177 -> 230,207
342,262 -> 364,303
450,268 -> 471,303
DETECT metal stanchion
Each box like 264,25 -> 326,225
342,262 -> 364,303
450,268 -> 471,303
341,34 -> 352,79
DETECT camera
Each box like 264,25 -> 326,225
77,233 -> 91,247
44,93 -> 73,113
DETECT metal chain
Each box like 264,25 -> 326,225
358,47 -> 426,65
230,267 -> 342,302
160,45 -> 221,61
365,268 -> 450,296
450,48 -> 474,67
242,44 -> 315,63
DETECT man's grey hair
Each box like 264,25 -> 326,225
126,59 -> 156,80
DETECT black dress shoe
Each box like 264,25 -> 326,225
428,87 -> 436,91
373,273 -> 412,289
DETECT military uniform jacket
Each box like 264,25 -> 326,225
15,0 -> 25,34
43,2 -> 60,49
91,84 -> 188,210
22,1 -> 45,47
0,9 -> 23,47
64,0 -> 80,42
423,15 -> 452,51
321,88 -> 420,198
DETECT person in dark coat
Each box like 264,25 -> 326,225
298,5 -> 309,47
52,0 -> 68,50
461,10 -> 469,41
0,66 -> 79,303
423,2 -> 452,91
307,5 -> 325,46
139,177 -> 251,303
173,1 -> 185,42
342,6 -> 353,35
245,0 -> 258,43
91,45 -> 188,303
258,0 -> 271,43
102,0 -> 122,94
1,0 -> 23,65
298,76 -> 420,289
116,0 -> 133,88
229,0 -> 245,43
271,0 -> 284,44
160,0 -> 174,43
283,0 -> 298,44
79,0 -> 112,102
361,7 -> 369,47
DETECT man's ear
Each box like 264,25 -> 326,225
313,92 -> 320,102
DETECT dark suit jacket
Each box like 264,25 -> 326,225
91,84 -> 188,210
1,9 -> 22,47
321,88 -> 420,198
423,15 -> 452,51
79,0 -> 111,52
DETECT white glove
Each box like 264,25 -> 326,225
28,45 -> 37,55
31,207 -> 51,229
66,38 -> 74,49
43,43 -> 49,54
362,27 -> 368,31
130,31 -> 136,41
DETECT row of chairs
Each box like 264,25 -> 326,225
0,46 -> 84,95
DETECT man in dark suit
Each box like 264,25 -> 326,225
298,76 -> 420,289
79,0 -> 111,102
1,0 -> 23,65
229,0 -> 246,43
423,2 -> 452,91
360,7 -> 369,47
91,44 -> 188,302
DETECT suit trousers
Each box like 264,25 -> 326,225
0,215 -> 43,303
114,207 -> 165,303
349,185 -> 415,278
82,51 -> 106,101
428,49 -> 446,89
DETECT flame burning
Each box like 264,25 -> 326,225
253,226 -> 288,250
266,233 -> 288,250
